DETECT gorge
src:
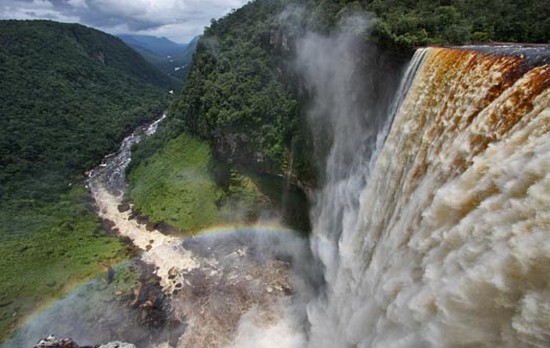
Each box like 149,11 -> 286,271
1,3 -> 549,347
8,41 -> 550,348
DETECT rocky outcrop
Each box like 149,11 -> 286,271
34,336 -> 83,348
269,28 -> 290,51
33,335 -> 136,348
98,342 -> 136,348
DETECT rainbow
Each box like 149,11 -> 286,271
191,221 -> 300,238
4,222 -> 301,345
3,259 -> 134,346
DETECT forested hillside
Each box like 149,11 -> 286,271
0,20 -> 171,340
170,0 -> 313,181
309,0 -> 549,49
0,20 -> 172,202
134,0 -> 548,194
125,0 -> 317,237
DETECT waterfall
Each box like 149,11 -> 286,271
305,46 -> 550,347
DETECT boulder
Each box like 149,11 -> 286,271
98,342 -> 136,348
33,335 -> 136,348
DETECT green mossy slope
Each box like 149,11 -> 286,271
128,133 -> 269,233
128,134 -> 224,232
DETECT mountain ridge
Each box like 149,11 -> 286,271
118,34 -> 200,80
117,34 -> 188,55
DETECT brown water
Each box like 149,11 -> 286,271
306,46 -> 550,347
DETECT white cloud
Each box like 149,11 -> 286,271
133,21 -> 206,43
0,0 -> 79,23
0,0 -> 250,42
67,0 -> 87,9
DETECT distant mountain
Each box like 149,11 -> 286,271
118,34 -> 200,80
117,34 -> 188,55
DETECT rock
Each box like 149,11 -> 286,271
136,215 -> 148,225
117,203 -> 131,212
101,219 -> 115,230
33,335 -> 136,348
155,221 -> 180,235
98,342 -> 136,348
33,335 -> 83,348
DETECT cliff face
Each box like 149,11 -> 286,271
168,0 -> 308,181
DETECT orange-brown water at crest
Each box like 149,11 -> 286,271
306,46 -> 550,347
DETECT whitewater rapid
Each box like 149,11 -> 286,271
85,114 -> 314,348
304,44 -> 550,347
86,114 -> 200,293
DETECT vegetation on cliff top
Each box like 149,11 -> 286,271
308,0 -> 549,49
128,0 -> 548,236
134,0 -> 548,194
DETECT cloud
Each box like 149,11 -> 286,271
0,0 -> 250,42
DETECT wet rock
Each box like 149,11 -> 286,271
168,266 -> 179,278
155,222 -> 180,235
136,215 -> 149,225
98,343 -> 136,348
34,335 -> 89,348
100,219 -> 116,233
117,203 -> 131,213
107,267 -> 115,284
165,267 -> 184,294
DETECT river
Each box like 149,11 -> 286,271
7,112 -> 315,348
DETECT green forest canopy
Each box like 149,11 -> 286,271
0,20 -> 173,203
156,0 -> 549,190
0,20 -> 171,339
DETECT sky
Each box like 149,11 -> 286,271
0,0 -> 250,43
